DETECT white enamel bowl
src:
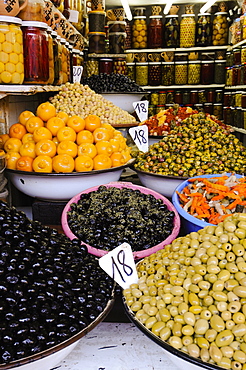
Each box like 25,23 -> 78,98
101,92 -> 147,113
5,160 -> 134,201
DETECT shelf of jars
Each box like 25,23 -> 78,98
141,84 -> 225,90
225,86 -> 246,89
126,46 -> 229,54
0,85 -> 61,98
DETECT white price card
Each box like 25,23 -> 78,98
98,243 -> 138,290
129,125 -> 148,152
68,9 -> 79,23
133,100 -> 149,122
73,66 -> 83,83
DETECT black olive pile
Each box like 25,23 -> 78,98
67,185 -> 175,251
82,73 -> 146,93
0,201 -> 114,365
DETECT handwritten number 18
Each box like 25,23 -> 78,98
135,102 -> 147,114
111,250 -> 133,283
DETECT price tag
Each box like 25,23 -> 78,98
129,125 -> 148,152
68,9 -> 79,23
98,243 -> 138,290
73,66 -> 83,83
133,100 -> 149,122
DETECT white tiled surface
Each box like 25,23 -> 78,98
53,322 -> 180,370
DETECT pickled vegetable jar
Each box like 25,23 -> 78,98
162,62 -> 175,85
164,15 -> 179,48
188,61 -> 201,85
99,58 -> 113,74
109,32 -> 126,54
18,0 -> 45,22
86,58 -> 99,77
196,13 -> 211,46
132,16 -> 147,49
201,60 -> 214,84
213,103 -> 222,120
46,26 -> 54,84
180,14 -> 196,48
212,12 -> 228,46
175,61 -> 187,85
148,62 -> 161,86
241,45 -> 246,64
52,30 -> 62,86
88,32 -> 106,54
148,15 -> 163,48
22,21 -> 49,84
0,16 -> 24,84
125,19 -> 132,49
135,62 -> 148,85
126,63 -> 135,81
214,59 -> 226,84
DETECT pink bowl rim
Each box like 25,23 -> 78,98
61,181 -> 181,260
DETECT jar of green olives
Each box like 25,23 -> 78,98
188,60 -> 201,85
180,14 -> 196,48
214,59 -> 226,84
162,62 -> 175,85
175,61 -> 188,85
135,62 -> 148,86
126,62 -> 135,81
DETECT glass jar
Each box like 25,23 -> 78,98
158,91 -> 166,105
198,90 -> 207,104
109,32 -> 126,54
223,106 -> 231,125
148,15 -> 163,48
207,90 -> 215,103
150,92 -> 159,105
135,62 -> 148,86
226,67 -> 233,86
242,91 -> 246,108
194,103 -> 204,112
166,90 -> 174,104
162,62 -> 175,85
201,60 -> 214,84
175,61 -> 187,85
0,16 -> 24,84
148,105 -> 156,117
203,102 -> 213,115
232,65 -> 240,86
241,45 -> 246,64
233,48 -> 241,66
125,19 -> 132,49
164,14 -> 179,48
52,31 -> 61,86
174,91 -> 182,105
113,57 -> 126,75
214,59 -> 226,84
196,13 -> 212,46
213,103 -> 223,120
188,61 -> 201,85
132,16 -> 147,49
215,89 -> 223,103
22,21 -> 49,84
235,91 -> 242,107
242,108 -> 246,129
86,58 -> 99,77
183,91 -> 190,105
226,51 -> 233,67
190,90 -> 198,105
180,14 -> 196,48
59,38 -> 68,83
212,12 -> 228,46
99,58 -> 113,74
148,62 -> 161,86
126,63 -> 135,81
88,10 -> 106,33
88,32 -> 106,54
46,26 -> 54,84
18,0 -> 44,22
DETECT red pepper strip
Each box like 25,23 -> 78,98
211,194 -> 226,201
189,192 -> 203,197
176,191 -> 189,204
188,178 -> 207,183
190,196 -> 199,215
203,179 -> 229,192
226,199 -> 241,210
182,186 -> 191,195
225,192 -> 241,200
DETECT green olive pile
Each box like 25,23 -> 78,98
124,213 -> 246,370
0,201 -> 114,365
134,112 -> 246,177
50,82 -> 136,126
67,185 -> 175,251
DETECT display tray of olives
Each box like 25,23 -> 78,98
61,181 -> 180,260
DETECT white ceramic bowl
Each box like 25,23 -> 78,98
61,181 -> 181,260
101,92 -> 146,113
134,168 -> 188,199
0,297 -> 114,370
5,161 -> 134,201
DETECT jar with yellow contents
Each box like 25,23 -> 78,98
180,14 -> 196,48
132,16 -> 147,49
0,16 -> 24,84
212,12 -> 228,46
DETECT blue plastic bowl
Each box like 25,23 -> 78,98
172,173 -> 243,235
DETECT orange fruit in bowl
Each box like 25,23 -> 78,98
67,115 -> 85,133
84,114 -> 101,132
56,111 -> 69,124
77,142 -> 97,159
35,139 -> 57,157
53,136 -> 59,146
36,101 -> 56,121
121,148 -> 132,163
101,122 -> 115,136
76,130 -> 94,145
6,151 -> 21,170
110,152 -> 125,167
0,134 -> 10,147
95,140 -> 113,156
4,137 -> 22,153
33,127 -> 52,143
19,141 -> 36,158
26,116 -> 44,134
16,156 -> 33,171
52,154 -> 75,173
46,116 -> 65,136
57,140 -> 77,158
109,138 -> 120,153
18,110 -> 34,126
22,133 -> 34,144
33,155 -> 52,172
93,154 -> 112,171
93,127 -> 111,143
57,126 -> 76,142
9,123 -> 27,140
75,154 -> 93,172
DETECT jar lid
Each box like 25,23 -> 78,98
181,14 -> 195,17
175,61 -> 188,64
204,103 -> 213,105
165,15 -> 178,18
134,16 -> 146,19
21,21 -> 48,28
215,59 -> 226,62
136,62 -> 148,65
107,21 -> 126,25
213,103 -> 223,105
198,13 -> 211,16
149,62 -> 161,64
88,10 -> 106,15
126,62 -> 135,65
162,61 -> 175,64
88,32 -> 106,35
0,15 -> 22,24
149,15 -> 162,18
100,58 -> 113,61
201,60 -> 214,63
188,60 -> 201,63
159,91 -> 166,93
214,12 -> 228,15
215,89 -> 223,91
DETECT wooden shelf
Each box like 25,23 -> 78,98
126,46 -> 228,53
141,84 -> 225,90
0,85 -> 61,99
